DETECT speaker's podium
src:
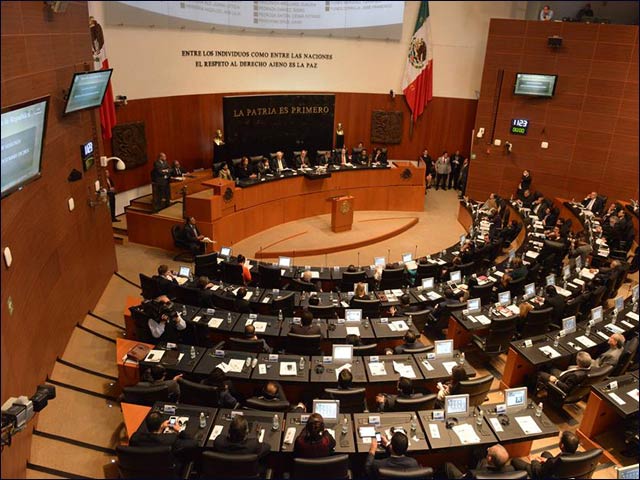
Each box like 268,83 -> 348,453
331,195 -> 354,233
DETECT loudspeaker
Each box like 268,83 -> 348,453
548,36 -> 563,47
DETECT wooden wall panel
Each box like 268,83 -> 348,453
467,20 -> 639,203
108,93 -> 477,193
0,2 -> 117,478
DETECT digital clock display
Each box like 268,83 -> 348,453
80,140 -> 95,171
511,119 -> 529,135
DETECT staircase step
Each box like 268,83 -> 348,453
51,360 -> 119,398
113,235 -> 127,246
60,328 -> 117,378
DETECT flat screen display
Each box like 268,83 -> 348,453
1,96 -> 49,199
615,296 -> 624,312
435,340 -> 453,357
422,277 -> 434,290
563,265 -> 571,279
546,274 -> 556,286
591,306 -> 603,324
345,309 -> 362,322
374,257 -> 386,267
617,464 -> 639,479
332,345 -> 353,363
498,291 -> 511,306
562,316 -> 577,334
178,266 -> 191,277
632,285 -> 638,302
450,270 -> 462,283
64,70 -> 113,114
278,256 -> 292,267
524,283 -> 536,299
402,253 -> 412,263
514,73 -> 558,98
445,394 -> 469,417
312,400 -> 339,420
220,246 -> 232,257
505,387 -> 527,410
467,298 -> 481,312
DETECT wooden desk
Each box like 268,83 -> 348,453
121,402 -> 151,441
123,295 -> 140,340
116,338 -> 154,388
169,170 -> 213,200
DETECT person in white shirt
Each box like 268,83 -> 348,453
272,151 -> 288,172
147,295 -> 186,340
539,4 -> 553,21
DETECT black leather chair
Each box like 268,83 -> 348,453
177,377 -> 222,408
194,252 -> 219,280
259,265 -> 282,289
549,448 -> 603,479
228,337 -> 270,354
221,262 -> 244,285
324,387 -> 368,413
171,225 -> 194,262
350,298 -> 381,318
271,291 -> 296,316
290,277 -> 317,292
245,397 -> 290,412
611,335 -> 639,377
456,375 -> 493,407
116,445 -> 181,478
547,365 -> 613,407
212,290 -> 236,311
171,284 -> 203,308
469,283 -> 494,306
416,263 -> 439,283
403,344 -> 434,354
507,276 -> 527,297
379,467 -> 433,479
286,333 -> 322,356
140,273 -> 160,300
394,393 -> 437,411
130,305 -> 155,343
472,317 -> 516,355
353,343 -> 378,356
292,454 -> 351,480
473,472 -> 528,480
459,261 -> 475,277
380,268 -> 406,290
341,271 -> 367,292
212,161 -> 226,177
122,384 -> 170,406
562,295 -> 584,319
201,452 -> 271,479
406,310 -> 430,333
519,306 -> 553,338
309,304 -> 336,319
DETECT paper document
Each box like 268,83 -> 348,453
279,362 -> 298,376
515,416 -> 542,434
262,297 -> 270,303
427,291 -> 442,300
467,315 -> 478,323
217,362 -> 230,373
597,331 -> 609,340
244,291 -> 253,300
208,317 -> 223,328
627,389 -> 639,402
605,323 -> 625,334
258,429 -> 265,443
346,326 -> 361,336
253,321 -> 267,333
209,425 -> 224,441
626,312 -> 639,321
192,315 -> 202,323
526,251 -> 539,259
369,362 -> 387,376
555,287 -> 572,297
507,305 -> 520,315
392,361 -> 416,378
390,320 -> 409,331
539,346 -> 561,358
422,359 -> 434,371
574,278 -> 585,285
436,259 -> 446,265
144,350 -> 165,363
176,277 -> 188,285
452,424 -> 480,444
580,268 -> 595,279
418,294 -> 427,301
392,289 -> 404,296
442,361 -> 458,375
227,359 -> 245,373
429,424 -> 440,439
489,418 -> 504,432
494,270 -> 504,277
476,315 -> 491,325
335,363 -> 352,380
576,336 -> 596,348
609,392 -> 626,405
309,271 -> 320,279
621,320 -> 634,329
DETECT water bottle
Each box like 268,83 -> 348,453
364,316 -> 370,329
299,356 -> 305,371
181,305 -> 187,317
612,309 -> 618,325
538,287 -> 544,297
227,312 -> 232,324
458,352 -> 465,365
341,416 -> 348,435
411,413 -> 417,433
476,409 -> 483,427
407,316 -> 413,327
585,321 -> 592,337
302,291 -> 308,302
535,402 -> 543,418
634,300 -> 639,313
199,412 -> 206,428
272,414 -> 279,431
441,249 -> 446,258
190,345 -> 196,359
278,309 -> 284,323
553,335 -> 559,348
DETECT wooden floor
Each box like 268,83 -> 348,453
28,189 -> 634,479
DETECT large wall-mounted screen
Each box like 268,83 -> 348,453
64,70 -> 113,115
514,73 -> 558,98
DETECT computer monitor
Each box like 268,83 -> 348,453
445,394 -> 469,418
524,282 -> 536,300
434,339 -> 454,358
178,266 -> 191,278
459,234 -> 466,245
562,265 -> 571,280
422,277 -> 435,290
374,256 -> 386,267
279,256 -> 292,267
504,387 -> 527,412
345,309 -> 362,322
467,298 -> 481,313
562,316 -> 577,334
498,291 -> 511,306
615,296 -> 624,312
546,274 -> 556,286
332,345 -> 353,363
633,285 -> 639,302
402,252 -> 412,264
509,250 -> 515,262
353,283 -> 369,294
312,399 -> 339,421
220,246 -> 232,257
616,464 -> 639,479
591,306 -> 603,324
450,270 -> 462,283
575,256 -> 582,271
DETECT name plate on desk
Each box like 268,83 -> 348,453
427,352 -> 436,360
523,339 -> 533,348
268,354 -> 279,362
370,356 -> 379,363
206,308 -> 216,314
368,415 -> 381,425
380,317 -> 389,324
323,356 -> 333,364
249,313 -> 258,319
608,380 -> 618,391
215,350 -> 225,357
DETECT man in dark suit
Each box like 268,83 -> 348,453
543,285 -> 566,325
154,264 -> 178,294
536,351 -> 592,395
171,160 -> 184,178
581,191 -> 605,214
105,169 -> 118,222
444,444 -> 514,478
375,377 -> 425,412
365,431 -> 419,479
394,331 -> 426,354
244,324 -> 273,353
184,216 -> 205,255
512,430 -> 580,479
290,311 -> 322,337
129,411 -> 198,471
151,152 -> 171,212
213,415 -> 270,458
271,151 -> 289,173
332,147 -> 349,166
295,149 -> 312,169
234,287 -> 252,314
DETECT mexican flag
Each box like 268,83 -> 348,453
90,16 -> 117,140
402,1 -> 433,123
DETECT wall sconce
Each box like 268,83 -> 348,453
100,156 -> 126,170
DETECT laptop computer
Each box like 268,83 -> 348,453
562,316 -> 577,334
504,387 -> 527,412
345,309 -> 362,322
178,266 -> 191,278
312,399 -> 340,422
434,339 -> 454,358
422,277 -> 435,290
445,394 -> 469,419
332,345 -> 353,364
220,246 -> 232,258
523,282 -> 536,300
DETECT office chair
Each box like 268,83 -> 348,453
325,387 -> 368,413
228,337 -> 269,354
290,277 -> 317,292
403,344 -> 434,354
292,454 -> 351,480
473,472 -> 528,480
116,445 -> 181,479
271,291 -> 296,316
140,273 -> 160,300
352,343 -> 378,356
611,335 -> 638,377
378,467 -> 433,479
286,333 -> 323,356
259,265 -> 283,289
456,375 -> 493,407
468,283 -> 494,306
122,384 -> 170,406
394,393 -> 437,411
221,261 -> 245,285
171,225 -> 194,262
518,307 -> 553,338
380,268 -> 406,290
547,365 -> 613,408
201,452 -> 271,479
245,397 -> 290,412
340,270 -> 367,291
472,316 -> 516,355
550,448 -> 603,479
405,310 -> 430,333
350,298 -> 381,318
177,377 -> 222,408
309,304 -> 336,319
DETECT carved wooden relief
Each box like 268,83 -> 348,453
111,122 -> 147,169
371,111 -> 403,144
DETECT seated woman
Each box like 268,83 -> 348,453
435,364 -> 469,408
235,156 -> 256,180
350,282 -> 369,306
293,413 -> 336,458
507,256 -> 528,281
218,163 -> 234,180
200,367 -> 241,408
515,302 -> 534,332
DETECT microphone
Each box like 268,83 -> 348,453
387,248 -> 391,262
357,252 -> 360,268
415,244 -> 418,259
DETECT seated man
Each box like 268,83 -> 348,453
593,333 -> 625,368
512,430 -> 580,479
536,351 -> 592,396
271,151 -> 289,173
129,411 -> 198,471
298,270 -> 319,291
137,364 -> 182,402
444,444 -> 513,479
581,191 -> 604,214
295,149 -> 312,169
375,377 -> 422,412
171,160 -> 184,178
394,331 -> 425,354
214,415 -> 270,458
290,310 -> 322,337
337,368 -> 354,390
366,431 -> 419,478
200,367 -> 240,408
183,216 -> 205,255
389,294 -> 419,316
154,264 -> 179,295
244,324 -> 273,353
234,287 -> 252,314
145,295 -> 187,342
